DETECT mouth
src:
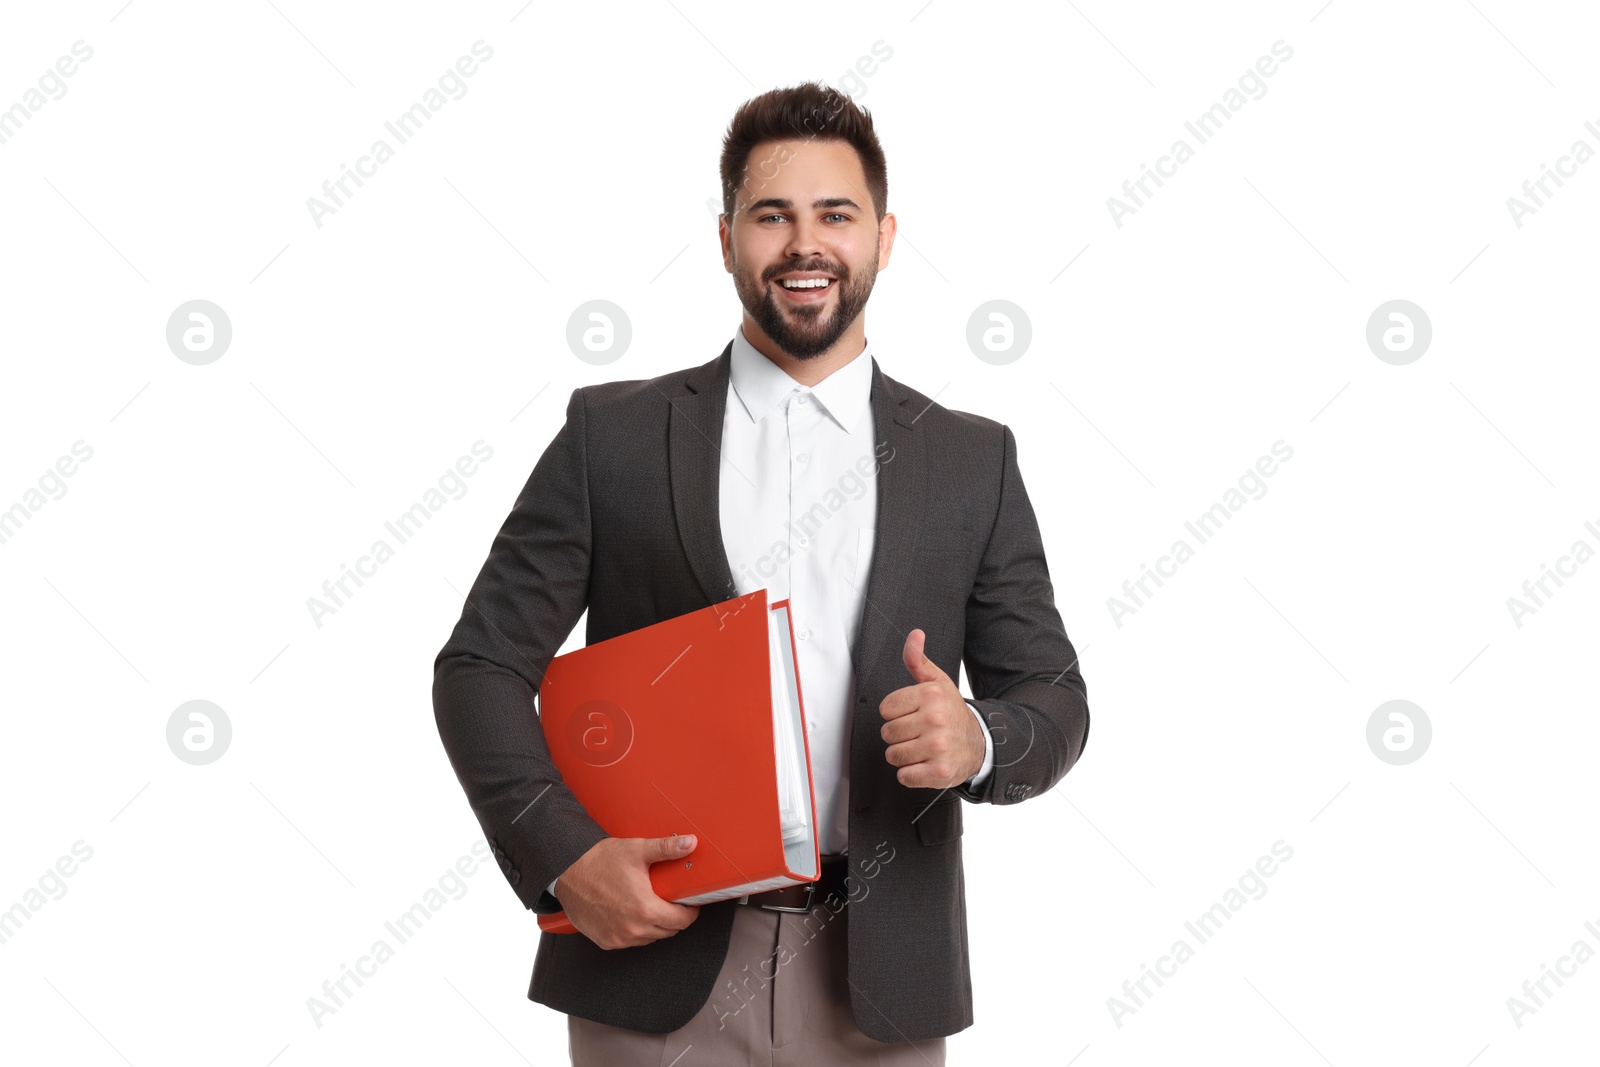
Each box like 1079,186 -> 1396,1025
772,274 -> 836,303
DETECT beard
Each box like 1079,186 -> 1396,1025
732,248 -> 878,360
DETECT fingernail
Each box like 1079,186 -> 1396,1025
677,835 -> 693,851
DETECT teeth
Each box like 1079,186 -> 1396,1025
780,278 -> 831,289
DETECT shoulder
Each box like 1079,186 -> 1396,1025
880,369 -> 1010,459
565,356 -> 713,426
577,364 -> 695,410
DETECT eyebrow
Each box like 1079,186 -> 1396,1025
744,197 -> 862,216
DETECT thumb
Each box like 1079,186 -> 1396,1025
644,833 -> 696,862
902,628 -> 948,684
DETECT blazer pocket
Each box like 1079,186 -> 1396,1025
915,795 -> 964,846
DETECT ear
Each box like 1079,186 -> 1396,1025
719,214 -> 734,273
876,211 -> 896,271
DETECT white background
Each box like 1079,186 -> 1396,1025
2,1 -> 1597,1064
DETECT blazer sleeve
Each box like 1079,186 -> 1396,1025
958,422 -> 1091,805
432,387 -> 610,911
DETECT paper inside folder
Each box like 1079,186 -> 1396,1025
769,603 -> 811,845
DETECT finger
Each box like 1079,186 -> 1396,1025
884,736 -> 934,767
902,628 -> 951,685
895,750 -> 961,788
878,683 -> 928,721
641,833 -> 697,863
895,763 -> 942,789
880,710 -> 927,746
646,915 -> 697,940
651,903 -> 700,930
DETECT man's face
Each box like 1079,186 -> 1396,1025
721,138 -> 892,360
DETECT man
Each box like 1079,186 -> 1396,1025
433,80 -> 1090,1065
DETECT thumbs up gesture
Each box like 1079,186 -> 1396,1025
879,629 -> 985,790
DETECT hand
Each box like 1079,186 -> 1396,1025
554,834 -> 702,950
879,629 -> 985,790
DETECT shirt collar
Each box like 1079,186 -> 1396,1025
729,324 -> 873,435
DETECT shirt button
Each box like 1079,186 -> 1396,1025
797,393 -> 810,403
798,628 -> 810,640
797,453 -> 809,464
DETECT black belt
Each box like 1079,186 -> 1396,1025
737,854 -> 847,912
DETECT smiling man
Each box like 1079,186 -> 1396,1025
724,138 -> 880,374
433,80 -> 1091,1066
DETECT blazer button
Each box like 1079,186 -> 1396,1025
508,870 -> 521,886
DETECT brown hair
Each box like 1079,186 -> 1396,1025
719,80 -> 888,225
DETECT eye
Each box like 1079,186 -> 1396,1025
824,213 -> 849,222
758,213 -> 786,223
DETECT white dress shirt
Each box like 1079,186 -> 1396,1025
717,326 -> 991,857
549,328 -> 993,896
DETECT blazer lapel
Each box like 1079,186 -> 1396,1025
669,342 -> 739,607
852,357 -> 927,689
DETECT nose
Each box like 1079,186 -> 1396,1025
785,217 -> 824,260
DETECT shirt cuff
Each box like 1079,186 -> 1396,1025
547,876 -> 559,897
962,698 -> 995,792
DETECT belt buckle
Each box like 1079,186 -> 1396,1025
759,880 -> 816,913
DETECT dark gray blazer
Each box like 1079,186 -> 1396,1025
432,341 -> 1090,1042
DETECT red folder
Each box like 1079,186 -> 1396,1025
535,588 -> 821,934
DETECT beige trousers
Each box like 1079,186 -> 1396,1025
568,893 -> 947,1066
